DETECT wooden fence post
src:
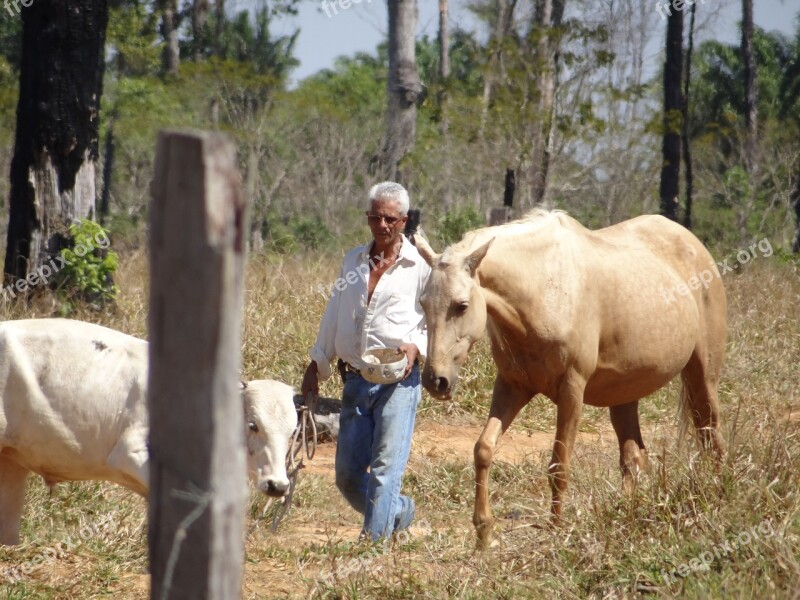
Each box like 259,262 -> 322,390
148,130 -> 248,599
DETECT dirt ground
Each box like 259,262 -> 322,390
237,417 -> 620,599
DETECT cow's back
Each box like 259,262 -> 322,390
0,319 -> 148,482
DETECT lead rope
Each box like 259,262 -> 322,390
248,391 -> 318,536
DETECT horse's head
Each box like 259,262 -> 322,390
414,234 -> 494,399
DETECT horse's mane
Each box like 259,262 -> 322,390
444,208 -> 571,258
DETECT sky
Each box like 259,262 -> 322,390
249,0 -> 800,85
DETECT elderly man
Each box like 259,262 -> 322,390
301,181 -> 430,541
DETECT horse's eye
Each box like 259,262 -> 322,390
455,301 -> 469,314
248,421 -> 259,433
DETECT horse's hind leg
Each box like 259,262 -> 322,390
609,401 -> 648,491
680,352 -> 725,458
0,455 -> 30,545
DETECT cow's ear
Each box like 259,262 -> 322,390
412,234 -> 439,267
464,238 -> 494,276
239,380 -> 247,390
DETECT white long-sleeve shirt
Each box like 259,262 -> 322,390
310,235 -> 431,381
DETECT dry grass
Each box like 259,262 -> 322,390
1,250 -> 799,599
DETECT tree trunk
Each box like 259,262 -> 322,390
438,0 -> 452,208
4,0 -> 108,283
792,170 -> 800,254
383,0 -> 422,184
659,7 -> 683,223
161,0 -> 180,75
528,0 -> 551,207
99,121 -> 115,226
682,2 -> 696,230
742,0 -> 757,170
529,0 -> 565,206
192,0 -> 210,61
214,0 -> 225,57
437,0 -> 449,125
480,0 -> 511,135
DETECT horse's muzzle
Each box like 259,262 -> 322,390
422,368 -> 454,399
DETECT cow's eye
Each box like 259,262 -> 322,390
248,421 -> 259,433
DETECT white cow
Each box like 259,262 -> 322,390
0,318 -> 297,546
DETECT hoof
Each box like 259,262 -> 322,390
474,519 -> 496,551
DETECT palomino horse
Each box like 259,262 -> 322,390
413,210 -> 726,548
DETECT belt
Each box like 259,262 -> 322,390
338,358 -> 418,381
343,361 -> 361,375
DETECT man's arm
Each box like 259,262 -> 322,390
307,262 -> 347,384
397,342 -> 420,379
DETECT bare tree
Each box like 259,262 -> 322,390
480,0 -> 514,134
793,173 -> 800,253
382,0 -> 423,184
193,0 -> 210,61
742,0 -> 757,170
682,2 -> 696,229
160,0 -> 180,75
529,0 -> 566,206
660,6 -> 683,222
4,0 -> 109,283
438,0 -> 452,208
215,0 -> 226,57
438,0 -> 450,125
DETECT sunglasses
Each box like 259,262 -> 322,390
366,213 -> 404,226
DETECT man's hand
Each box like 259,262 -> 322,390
398,343 -> 419,379
301,361 -> 319,398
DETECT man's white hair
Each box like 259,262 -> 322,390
367,181 -> 409,216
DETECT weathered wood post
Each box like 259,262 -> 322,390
148,130 -> 248,599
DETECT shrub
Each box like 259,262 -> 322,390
55,219 -> 119,310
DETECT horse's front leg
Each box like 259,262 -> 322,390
548,372 -> 586,523
473,378 -> 530,549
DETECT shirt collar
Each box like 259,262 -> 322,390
360,234 -> 420,265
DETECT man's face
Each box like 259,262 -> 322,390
366,198 -> 407,245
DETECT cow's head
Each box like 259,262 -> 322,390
242,379 -> 298,497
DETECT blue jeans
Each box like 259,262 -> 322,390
335,364 -> 421,541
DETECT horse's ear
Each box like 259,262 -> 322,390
464,238 -> 494,276
412,233 -> 439,267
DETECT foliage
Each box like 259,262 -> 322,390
263,210 -> 336,254
0,11 -> 21,71
55,220 -> 119,310
690,27 -> 799,143
434,205 -> 485,247
183,6 -> 299,82
106,0 -> 161,77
